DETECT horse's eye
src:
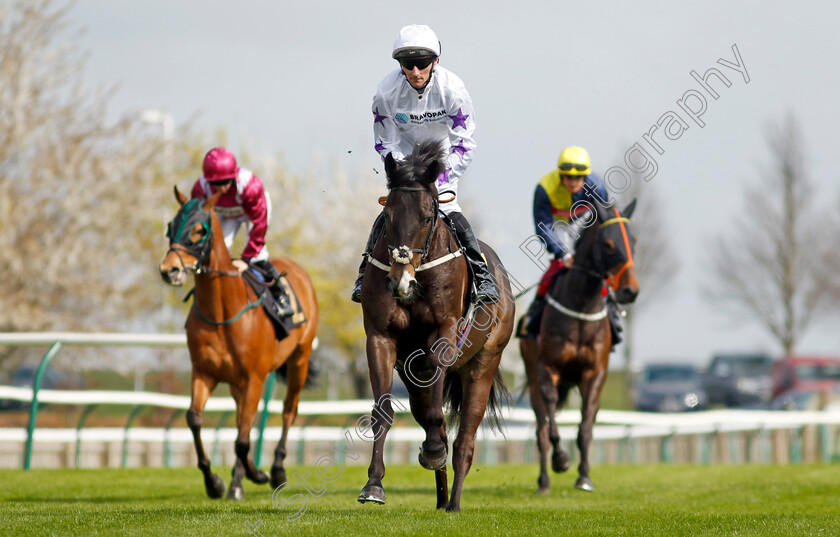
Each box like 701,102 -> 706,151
424,217 -> 433,226
603,238 -> 617,254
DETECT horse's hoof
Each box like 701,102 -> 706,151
227,486 -> 245,500
552,451 -> 570,473
537,487 -> 550,496
357,485 -> 386,504
418,446 -> 447,470
249,469 -> 269,485
270,466 -> 287,489
444,502 -> 461,513
574,477 -> 594,492
205,474 -> 226,499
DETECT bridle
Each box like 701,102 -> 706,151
573,207 -> 634,290
384,186 -> 441,269
165,200 -> 240,278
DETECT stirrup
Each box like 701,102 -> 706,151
473,282 -> 499,304
351,271 -> 364,303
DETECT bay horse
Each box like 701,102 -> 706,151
357,140 -> 514,512
159,187 -> 318,500
520,199 -> 638,494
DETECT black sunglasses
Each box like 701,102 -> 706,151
559,163 -> 588,172
399,57 -> 435,71
208,178 -> 235,187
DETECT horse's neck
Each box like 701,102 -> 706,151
194,225 -> 246,311
419,218 -> 468,313
555,228 -> 603,310
431,215 -> 458,259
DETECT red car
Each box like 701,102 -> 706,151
771,355 -> 840,399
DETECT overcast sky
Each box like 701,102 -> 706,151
71,0 -> 840,367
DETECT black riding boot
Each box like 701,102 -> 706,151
351,212 -> 386,303
606,291 -> 624,346
251,259 -> 295,318
516,294 -> 547,339
448,212 -> 499,303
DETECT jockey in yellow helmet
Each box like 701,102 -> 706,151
517,146 -> 623,344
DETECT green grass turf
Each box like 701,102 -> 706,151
1,464 -> 839,536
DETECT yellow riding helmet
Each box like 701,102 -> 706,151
557,146 -> 591,176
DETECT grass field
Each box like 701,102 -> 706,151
2,464 -> 839,536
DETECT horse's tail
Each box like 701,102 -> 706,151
275,353 -> 320,389
443,370 -> 510,436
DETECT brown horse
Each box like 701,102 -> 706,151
159,187 -> 318,500
520,199 -> 638,494
357,141 -> 514,512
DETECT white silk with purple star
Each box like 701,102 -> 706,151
372,65 -> 476,215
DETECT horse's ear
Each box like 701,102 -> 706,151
384,152 -> 397,178
173,186 -> 187,206
424,159 -> 443,186
203,190 -> 222,212
622,198 -> 637,218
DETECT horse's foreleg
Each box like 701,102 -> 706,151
403,376 -> 448,508
229,378 -> 270,500
418,377 -> 448,471
535,363 -> 560,493
417,333 -> 453,472
187,372 -> 225,499
358,334 -> 396,504
272,345 -> 312,489
551,384 -> 572,474
446,368 -> 495,513
575,367 -> 607,492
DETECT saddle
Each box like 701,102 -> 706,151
242,269 -> 306,340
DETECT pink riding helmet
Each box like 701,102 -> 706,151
202,147 -> 239,182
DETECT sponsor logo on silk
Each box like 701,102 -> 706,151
395,110 -> 447,126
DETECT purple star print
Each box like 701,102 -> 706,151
452,139 -> 471,158
373,107 -> 387,125
374,139 -> 386,152
448,108 -> 469,130
437,168 -> 451,185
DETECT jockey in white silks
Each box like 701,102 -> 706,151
351,24 -> 499,304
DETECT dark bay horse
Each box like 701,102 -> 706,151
520,200 -> 638,494
358,141 -> 515,512
159,187 -> 318,500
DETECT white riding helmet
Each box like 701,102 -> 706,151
392,24 -> 441,59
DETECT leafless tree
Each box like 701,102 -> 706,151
815,199 -> 840,318
706,115 -> 827,355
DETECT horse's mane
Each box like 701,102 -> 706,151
386,140 -> 446,189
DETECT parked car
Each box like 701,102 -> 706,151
702,352 -> 774,407
0,366 -> 62,410
771,355 -> 840,399
635,363 -> 707,412
0,366 -> 84,411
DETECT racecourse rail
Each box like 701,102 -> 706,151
1,332 -> 839,469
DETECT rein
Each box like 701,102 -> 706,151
189,291 -> 264,326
